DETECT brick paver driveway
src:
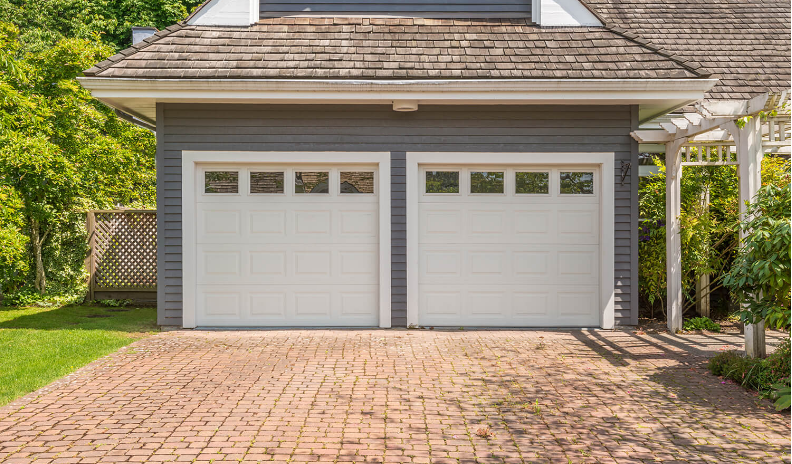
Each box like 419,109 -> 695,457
1,330 -> 789,464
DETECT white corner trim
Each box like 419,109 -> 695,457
532,0 -> 541,25
188,0 -> 254,26
539,0 -> 602,26
181,151 -> 392,329
250,0 -> 259,24
405,152 -> 616,330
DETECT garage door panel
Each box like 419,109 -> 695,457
558,291 -> 599,317
197,203 -> 377,245
195,165 -> 379,327
197,244 -> 377,285
418,284 -> 599,327
199,209 -> 241,237
418,165 -> 601,327
420,245 -> 598,286
197,284 -> 379,326
419,204 -> 598,245
249,211 -> 287,236
468,210 -> 507,235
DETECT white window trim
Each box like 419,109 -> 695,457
182,151 -> 392,329
406,152 -> 615,329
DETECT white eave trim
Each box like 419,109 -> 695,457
79,77 -> 716,101
78,77 -> 718,124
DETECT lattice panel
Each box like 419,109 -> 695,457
92,211 -> 157,290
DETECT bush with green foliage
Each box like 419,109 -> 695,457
723,175 -> 791,330
708,337 -> 791,410
683,317 -> 721,332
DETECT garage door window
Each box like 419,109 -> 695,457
250,171 -> 284,194
204,171 -> 238,194
341,172 -> 375,194
425,171 -> 459,193
560,171 -> 594,195
295,171 -> 329,194
470,171 -> 504,194
515,171 -> 549,195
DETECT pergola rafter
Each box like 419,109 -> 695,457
630,91 -> 790,358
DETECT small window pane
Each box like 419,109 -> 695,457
515,172 -> 549,194
250,172 -> 284,194
295,171 -> 329,194
205,171 -> 238,194
470,172 -> 504,194
560,171 -> 594,195
425,171 -> 459,193
340,172 -> 375,194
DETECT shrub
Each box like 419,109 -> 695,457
723,165 -> 791,330
683,317 -> 721,332
707,337 -> 791,409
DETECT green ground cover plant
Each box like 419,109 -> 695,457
683,317 -> 721,332
0,304 -> 157,406
708,337 -> 791,411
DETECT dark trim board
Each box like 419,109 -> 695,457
157,103 -> 638,327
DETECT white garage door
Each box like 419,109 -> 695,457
195,165 -> 379,327
418,166 -> 601,327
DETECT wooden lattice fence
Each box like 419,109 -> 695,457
86,210 -> 157,302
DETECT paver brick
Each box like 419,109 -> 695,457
0,330 -> 788,463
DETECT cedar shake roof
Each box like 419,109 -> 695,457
582,0 -> 791,100
83,18 -> 704,80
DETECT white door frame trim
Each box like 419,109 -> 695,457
405,152 -> 615,329
182,151 -> 392,329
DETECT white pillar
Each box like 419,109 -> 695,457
665,140 -> 684,333
726,117 -> 766,358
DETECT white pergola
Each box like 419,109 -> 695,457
632,91 -> 790,358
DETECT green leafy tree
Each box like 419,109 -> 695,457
0,0 -> 203,50
639,154 -> 740,315
0,185 -> 28,298
0,23 -> 155,295
638,155 -> 789,317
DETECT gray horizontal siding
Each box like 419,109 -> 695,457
260,0 -> 531,17
158,103 -> 637,327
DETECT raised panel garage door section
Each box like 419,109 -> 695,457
418,166 -> 601,327
195,165 -> 379,327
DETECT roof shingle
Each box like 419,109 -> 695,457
84,18 -> 704,80
582,0 -> 791,99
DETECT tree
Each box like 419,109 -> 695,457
0,23 -> 155,295
0,185 -> 28,299
0,0 -> 204,50
637,155 -> 789,317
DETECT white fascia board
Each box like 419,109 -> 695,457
78,77 -> 718,122
80,77 -> 717,101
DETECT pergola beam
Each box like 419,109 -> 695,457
696,93 -> 770,118
658,92 -> 788,358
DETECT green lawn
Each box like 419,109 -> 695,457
0,305 -> 158,406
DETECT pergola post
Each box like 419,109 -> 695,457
726,117 -> 766,358
665,139 -> 685,333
